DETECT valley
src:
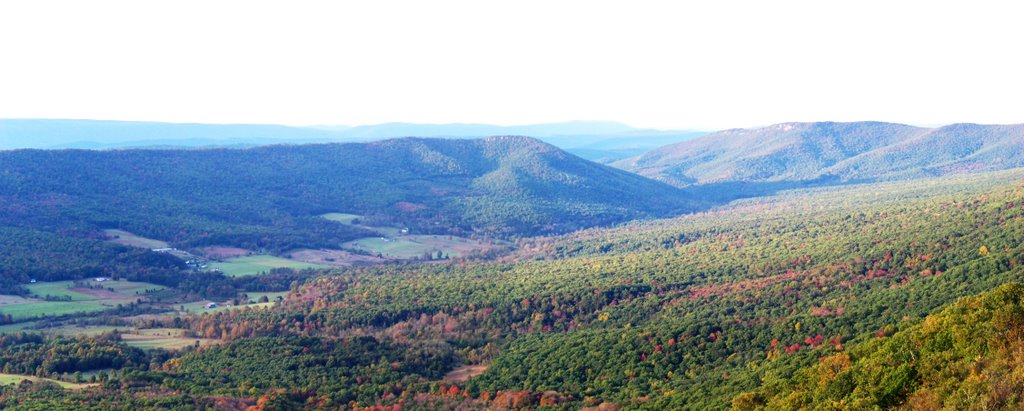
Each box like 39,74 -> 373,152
0,127 -> 1023,409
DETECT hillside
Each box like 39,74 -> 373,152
734,282 -> 1024,410
614,122 -> 1024,189
0,136 -> 696,249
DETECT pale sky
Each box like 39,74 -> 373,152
1,0 -> 1022,130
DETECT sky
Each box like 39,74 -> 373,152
1,0 -> 1022,131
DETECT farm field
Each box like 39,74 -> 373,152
341,234 -> 500,259
179,298 -> 281,315
321,212 -> 362,225
0,280 -> 165,320
286,248 -> 385,266
0,323 -> 219,351
244,291 -> 288,302
202,246 -> 251,258
38,324 -> 123,337
208,255 -> 329,277
0,299 -> 110,320
0,373 -> 95,390
103,229 -> 169,249
0,321 -> 37,333
118,328 -> 218,350
321,212 -> 403,236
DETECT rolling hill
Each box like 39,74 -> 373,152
0,136 -> 697,249
614,121 -> 1024,188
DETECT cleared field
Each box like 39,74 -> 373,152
179,299 -> 277,314
202,246 -> 251,258
444,365 -> 488,382
321,212 -> 403,236
0,321 -> 38,333
245,291 -> 288,302
26,281 -> 94,300
341,234 -> 499,259
101,281 -> 166,295
0,373 -> 95,389
321,212 -> 363,225
119,328 -> 218,350
103,229 -> 169,249
287,248 -> 385,267
28,280 -> 164,299
41,325 -> 123,337
209,255 -> 328,277
0,300 -> 110,320
1,280 -> 165,320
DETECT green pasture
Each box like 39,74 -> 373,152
209,255 -> 328,277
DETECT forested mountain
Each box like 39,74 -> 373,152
614,121 -> 1024,188
0,136 -> 696,249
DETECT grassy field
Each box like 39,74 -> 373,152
321,212 -> 363,225
0,373 -> 95,389
101,281 -> 166,295
26,281 -> 94,300
40,324 -> 123,337
0,323 -> 218,350
119,328 -> 218,350
103,229 -> 169,249
179,299 -> 278,315
0,300 -> 110,319
0,321 -> 37,333
321,212 -> 403,236
1,280 -> 165,320
209,255 -> 328,277
245,291 -> 288,302
341,234 -> 498,259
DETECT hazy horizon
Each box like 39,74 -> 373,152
2,1 -> 1022,130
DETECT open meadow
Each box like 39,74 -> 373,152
0,280 -> 165,320
208,255 -> 329,277
0,373 -> 95,390
103,229 -> 169,249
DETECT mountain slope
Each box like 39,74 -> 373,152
614,121 -> 1024,187
0,136 -> 696,248
734,282 -> 1024,410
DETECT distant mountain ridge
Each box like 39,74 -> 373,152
0,119 -> 705,161
614,121 -> 1024,187
0,136 -> 697,246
